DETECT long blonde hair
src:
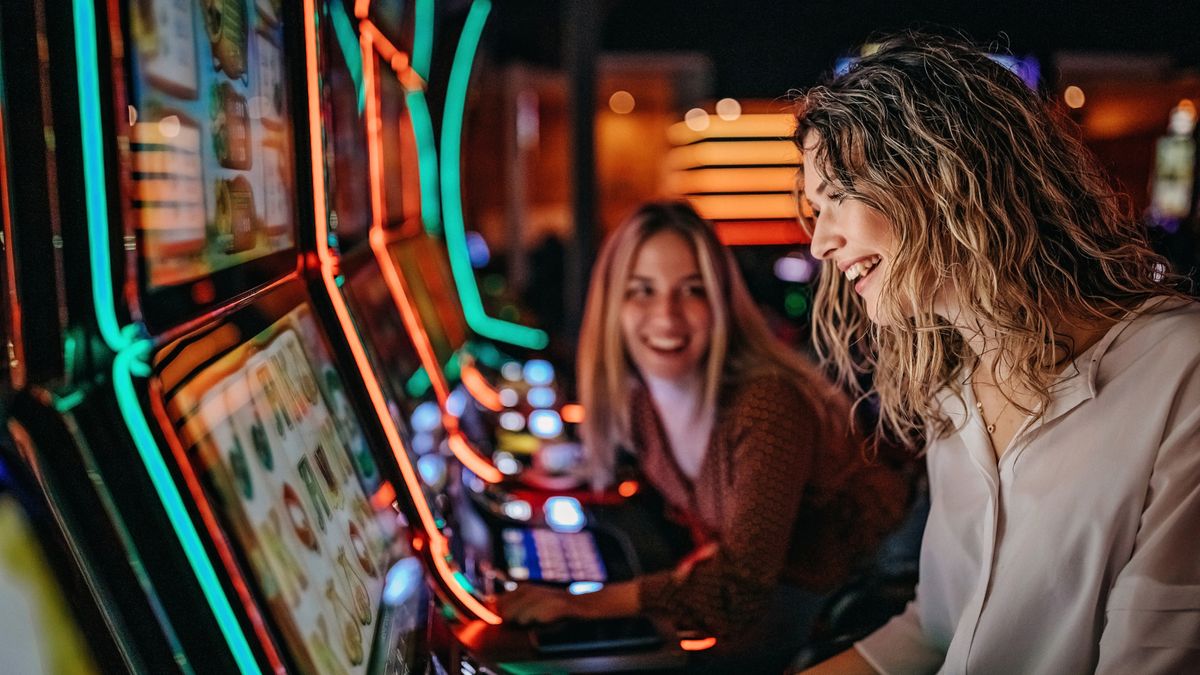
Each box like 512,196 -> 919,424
578,201 -> 839,487
794,32 -> 1189,445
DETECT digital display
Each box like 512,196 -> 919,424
164,304 -> 393,674
387,234 -> 468,371
130,0 -> 296,289
0,490 -> 98,674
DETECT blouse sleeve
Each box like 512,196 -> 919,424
1095,369 -> 1200,674
854,598 -> 944,674
636,378 -> 818,636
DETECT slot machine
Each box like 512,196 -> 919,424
312,2 -> 690,671
12,0 -> 437,672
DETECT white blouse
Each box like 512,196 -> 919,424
856,298 -> 1200,674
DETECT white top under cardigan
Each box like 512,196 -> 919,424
856,297 -> 1200,674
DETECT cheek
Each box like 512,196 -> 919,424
685,301 -> 714,343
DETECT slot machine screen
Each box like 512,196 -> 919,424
128,0 -> 299,326
159,301 -> 400,674
387,234 -> 469,374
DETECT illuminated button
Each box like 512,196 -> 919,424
526,386 -> 556,408
383,558 -> 423,606
411,401 -> 442,433
411,432 -> 435,456
447,389 -> 469,417
495,451 -> 522,476
501,361 -> 523,381
499,388 -> 520,408
499,411 -> 526,432
510,566 -> 529,581
523,359 -> 555,386
528,410 -> 563,439
502,528 -> 524,544
544,496 -> 585,533
417,454 -> 446,488
503,499 -> 532,521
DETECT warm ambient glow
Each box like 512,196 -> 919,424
1063,85 -> 1085,109
667,112 -> 794,145
666,140 -> 799,171
609,90 -> 635,114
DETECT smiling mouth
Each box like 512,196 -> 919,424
644,335 -> 687,353
844,255 -> 882,282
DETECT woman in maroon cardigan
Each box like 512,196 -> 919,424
498,201 -> 906,664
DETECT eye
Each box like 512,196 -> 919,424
826,190 -> 847,203
625,282 -> 652,299
682,283 -> 707,298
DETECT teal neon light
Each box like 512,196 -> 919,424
440,0 -> 547,349
72,1 -> 261,669
330,1 -> 366,115
413,0 -> 434,81
114,345 -> 261,674
407,90 -> 442,235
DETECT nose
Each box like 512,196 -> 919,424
648,291 -> 686,324
808,214 -> 843,261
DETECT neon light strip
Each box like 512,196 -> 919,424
459,361 -> 503,412
114,344 -> 261,673
73,0 -> 261,667
407,91 -> 441,235
71,0 -> 124,352
413,0 -> 434,81
440,0 -> 547,350
330,0 -> 366,115
303,0 -> 500,622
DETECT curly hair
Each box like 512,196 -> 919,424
794,31 -> 1188,446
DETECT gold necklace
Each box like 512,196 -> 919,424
975,397 -> 1014,435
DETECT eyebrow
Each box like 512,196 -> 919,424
627,273 -> 704,283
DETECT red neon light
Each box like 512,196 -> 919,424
303,0 -> 500,624
680,637 -> 718,651
353,0 -> 370,19
459,360 -> 503,412
617,480 -> 639,498
147,383 -> 287,673
370,481 -> 396,511
0,98 -> 25,388
713,219 -> 811,246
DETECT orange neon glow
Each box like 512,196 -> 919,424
712,219 -> 810,246
560,403 -> 585,424
370,481 -> 397,511
359,20 -> 397,64
148,384 -> 287,673
459,360 -> 503,412
303,0 -> 500,624
688,193 -> 800,221
449,431 -> 504,483
617,480 -> 639,498
680,637 -> 718,651
0,98 -> 25,388
353,0 -> 370,19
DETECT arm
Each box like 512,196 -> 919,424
796,648 -> 879,675
497,580 -> 639,625
1095,380 -> 1200,674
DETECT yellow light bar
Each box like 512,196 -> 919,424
666,140 -> 799,171
688,193 -> 798,220
667,113 -> 795,145
665,166 -> 798,195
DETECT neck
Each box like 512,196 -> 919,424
643,371 -> 706,418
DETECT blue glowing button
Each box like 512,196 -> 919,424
528,409 -> 563,439
384,558 -> 424,607
544,495 -> 585,533
526,385 -> 556,409
411,401 -> 442,433
568,581 -> 604,595
523,359 -> 555,386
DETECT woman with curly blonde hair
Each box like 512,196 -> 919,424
795,32 -> 1200,675
498,201 -> 906,670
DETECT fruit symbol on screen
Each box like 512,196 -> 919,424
336,547 -> 373,625
249,411 -> 273,471
255,365 -> 292,436
229,432 -> 254,499
348,521 -> 377,579
326,580 -> 365,665
210,82 -> 251,169
298,457 -> 331,531
202,0 -> 248,80
274,350 -> 310,420
263,508 -> 309,602
287,342 -> 321,405
214,176 -> 256,253
313,444 -> 344,509
282,483 -> 320,552
312,617 -> 352,675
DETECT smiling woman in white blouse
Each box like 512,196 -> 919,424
793,32 -> 1200,675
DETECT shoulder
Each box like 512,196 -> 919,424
1100,298 -> 1200,382
720,369 -> 850,440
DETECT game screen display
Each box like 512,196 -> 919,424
129,0 -> 297,290
0,489 -> 99,675
162,303 -> 395,674
387,234 -> 468,372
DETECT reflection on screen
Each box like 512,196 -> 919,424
166,305 -> 392,674
376,54 -> 423,232
0,492 -> 98,674
387,235 -> 468,372
130,0 -> 296,289
322,0 -> 372,245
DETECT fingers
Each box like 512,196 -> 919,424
497,584 -> 559,624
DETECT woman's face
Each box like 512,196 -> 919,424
802,131 -> 900,324
620,230 -> 714,383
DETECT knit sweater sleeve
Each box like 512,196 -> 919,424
637,377 -> 817,637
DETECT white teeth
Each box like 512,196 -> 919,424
646,336 -> 685,351
844,256 -> 881,281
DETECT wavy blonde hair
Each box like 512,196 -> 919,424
577,201 -> 840,488
794,32 -> 1189,446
